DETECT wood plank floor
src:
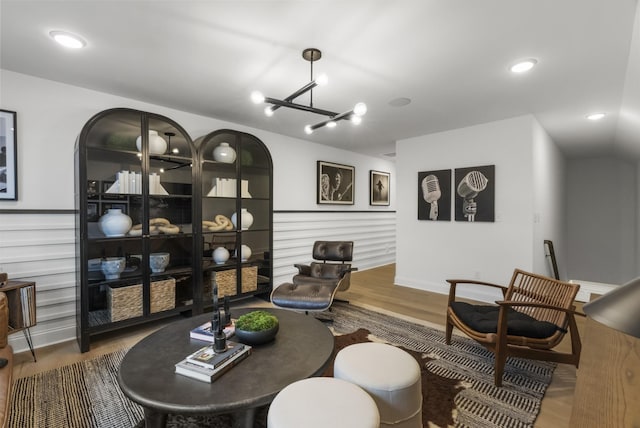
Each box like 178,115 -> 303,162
12,264 -> 580,427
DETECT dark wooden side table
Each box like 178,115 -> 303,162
117,307 -> 335,428
0,280 -> 36,361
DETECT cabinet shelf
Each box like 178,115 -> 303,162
76,110 -> 272,352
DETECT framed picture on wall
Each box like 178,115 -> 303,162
418,169 -> 451,221
370,170 -> 390,206
0,110 -> 18,200
317,161 -> 354,205
454,164 -> 495,222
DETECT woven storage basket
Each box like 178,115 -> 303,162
108,284 -> 143,322
151,278 -> 176,313
215,266 -> 258,297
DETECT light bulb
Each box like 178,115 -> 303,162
304,125 -> 313,135
49,31 -> 86,49
510,59 -> 537,73
172,148 -> 179,154
326,121 -> 337,128
264,106 -> 275,117
351,116 -> 362,125
251,91 -> 265,104
159,168 -> 165,173
316,74 -> 328,86
353,102 -> 367,116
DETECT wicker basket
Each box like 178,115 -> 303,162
150,278 -> 176,313
108,278 -> 176,321
214,266 -> 258,297
108,284 -> 143,322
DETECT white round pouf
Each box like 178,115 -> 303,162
267,377 -> 379,428
334,342 -> 423,427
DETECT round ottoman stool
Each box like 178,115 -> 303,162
334,342 -> 423,427
267,377 -> 379,428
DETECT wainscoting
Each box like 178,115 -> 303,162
0,210 -> 396,353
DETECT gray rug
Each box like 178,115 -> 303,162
9,303 -> 555,428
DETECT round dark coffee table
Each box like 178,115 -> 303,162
117,307 -> 335,428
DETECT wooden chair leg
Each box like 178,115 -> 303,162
445,315 -> 453,345
494,352 -> 507,387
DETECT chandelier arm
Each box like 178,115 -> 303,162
264,97 -> 339,117
266,80 -> 319,114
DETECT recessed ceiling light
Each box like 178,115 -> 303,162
49,30 -> 86,49
388,97 -> 412,107
586,112 -> 606,121
510,59 -> 537,73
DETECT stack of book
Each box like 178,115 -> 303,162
175,340 -> 251,383
190,319 -> 236,342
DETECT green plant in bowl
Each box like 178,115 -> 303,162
235,311 -> 279,345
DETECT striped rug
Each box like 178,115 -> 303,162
9,302 -> 554,428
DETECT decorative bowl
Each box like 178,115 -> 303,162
150,252 -> 170,273
235,324 -> 279,345
101,257 -> 126,280
234,310 -> 279,345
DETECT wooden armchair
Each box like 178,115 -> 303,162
445,269 -> 582,387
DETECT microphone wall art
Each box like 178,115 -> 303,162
418,169 -> 451,221
454,165 -> 495,222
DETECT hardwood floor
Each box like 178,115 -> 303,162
12,264 -> 580,427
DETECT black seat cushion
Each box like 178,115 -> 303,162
271,282 -> 335,311
450,302 -> 560,338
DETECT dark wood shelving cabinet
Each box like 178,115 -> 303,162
75,109 -> 273,352
195,130 -> 273,309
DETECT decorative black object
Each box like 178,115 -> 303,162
211,272 -> 227,352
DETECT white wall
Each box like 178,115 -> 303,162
0,70 -> 396,352
532,120 -> 567,279
395,115 -> 557,302
566,157 -> 637,284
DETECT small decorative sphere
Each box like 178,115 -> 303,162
212,247 -> 230,264
213,142 -> 236,163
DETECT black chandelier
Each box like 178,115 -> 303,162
251,48 -> 367,134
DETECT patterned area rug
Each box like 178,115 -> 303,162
9,303 -> 555,428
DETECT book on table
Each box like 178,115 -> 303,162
190,319 -> 235,343
175,341 -> 251,383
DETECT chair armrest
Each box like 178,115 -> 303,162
446,279 -> 508,304
294,264 -> 311,276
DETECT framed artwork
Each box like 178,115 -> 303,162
317,161 -> 354,205
454,164 -> 495,222
418,169 -> 451,221
0,110 -> 17,200
370,170 -> 390,206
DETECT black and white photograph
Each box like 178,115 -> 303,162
418,169 -> 451,221
0,110 -> 17,200
317,161 -> 354,205
370,170 -> 390,206
454,165 -> 495,222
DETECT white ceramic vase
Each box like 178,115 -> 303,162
136,130 -> 167,154
231,208 -> 254,230
212,247 -> 230,264
236,244 -> 252,261
213,142 -> 236,163
99,209 -> 132,237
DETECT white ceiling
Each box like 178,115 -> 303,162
1,0 -> 639,159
